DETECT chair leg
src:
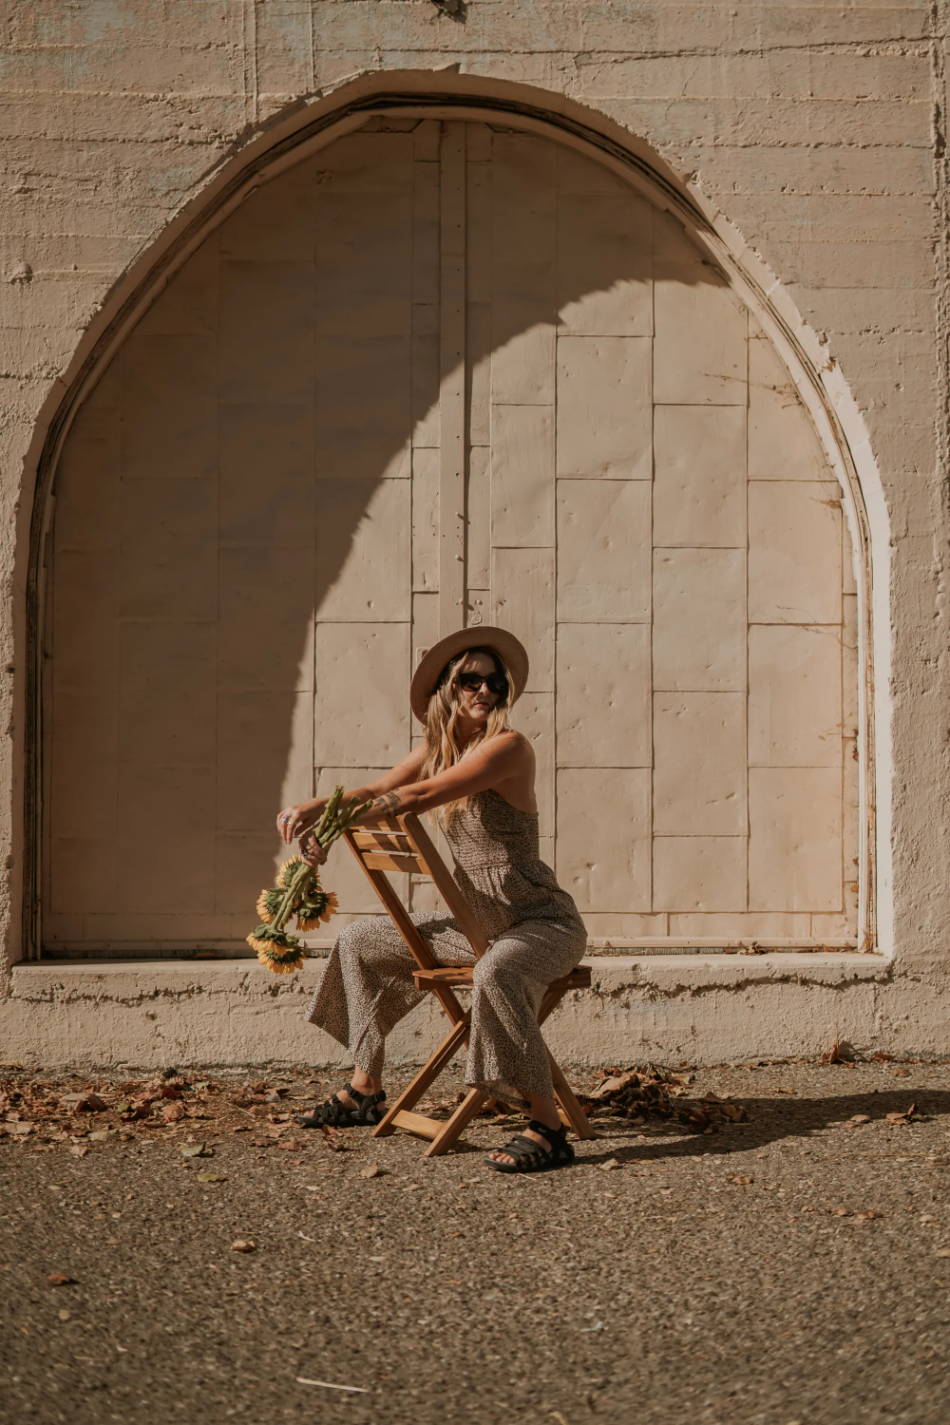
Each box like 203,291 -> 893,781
424,1086 -> 491,1157
373,1015 -> 470,1138
547,1051 -> 596,1140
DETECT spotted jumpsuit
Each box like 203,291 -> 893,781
306,789 -> 588,1102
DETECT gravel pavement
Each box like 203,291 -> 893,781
1,1058 -> 949,1425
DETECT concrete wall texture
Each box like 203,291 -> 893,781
0,1 -> 948,1068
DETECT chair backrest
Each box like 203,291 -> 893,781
343,812 -> 490,967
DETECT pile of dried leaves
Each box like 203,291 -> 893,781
0,1070 -> 321,1155
580,1065 -> 750,1134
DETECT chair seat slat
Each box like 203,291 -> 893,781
413,965 -> 591,990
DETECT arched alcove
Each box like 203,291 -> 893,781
19,79 -> 878,960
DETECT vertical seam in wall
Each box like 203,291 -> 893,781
307,2 -> 317,94
649,201 -> 657,920
212,232 -> 222,912
552,145 -> 560,870
838,526 -> 846,926
310,165 -> 319,800
244,0 -> 259,127
437,123 -> 466,637
744,310 -> 751,915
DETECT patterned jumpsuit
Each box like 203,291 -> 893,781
307,789 -> 588,1103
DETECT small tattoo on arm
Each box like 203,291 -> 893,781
372,791 -> 402,816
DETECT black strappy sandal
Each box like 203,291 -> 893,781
295,1083 -> 387,1130
484,1119 -> 575,1174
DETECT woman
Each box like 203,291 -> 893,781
276,626 -> 587,1173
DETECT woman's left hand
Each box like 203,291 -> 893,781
300,834 -> 328,869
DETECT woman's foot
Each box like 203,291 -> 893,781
485,1119 -> 574,1173
296,1082 -> 386,1129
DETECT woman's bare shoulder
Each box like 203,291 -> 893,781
482,728 -> 534,764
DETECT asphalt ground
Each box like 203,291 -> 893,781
1,1058 -> 949,1425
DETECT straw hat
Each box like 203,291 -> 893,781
410,625 -> 529,723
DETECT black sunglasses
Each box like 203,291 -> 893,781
456,671 -> 508,697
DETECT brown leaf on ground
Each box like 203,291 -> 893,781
582,1065 -> 746,1133
162,1103 -> 185,1124
320,1125 -> 349,1152
886,1104 -> 919,1124
61,1092 -> 108,1113
822,1040 -> 857,1065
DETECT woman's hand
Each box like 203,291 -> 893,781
276,800 -> 326,844
299,833 -> 328,868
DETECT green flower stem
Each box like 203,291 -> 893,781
272,862 -> 313,933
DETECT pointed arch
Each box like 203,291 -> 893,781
14,72 -> 888,960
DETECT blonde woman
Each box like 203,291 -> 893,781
276,627 -> 587,1173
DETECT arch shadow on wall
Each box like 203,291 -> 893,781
12,72 -> 884,962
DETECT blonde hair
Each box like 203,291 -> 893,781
420,648 -> 513,828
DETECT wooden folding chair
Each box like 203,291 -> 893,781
342,811 -> 595,1156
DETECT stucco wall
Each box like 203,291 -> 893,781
1,1 -> 948,1066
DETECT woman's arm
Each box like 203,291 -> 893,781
355,731 -> 531,823
277,745 -> 428,843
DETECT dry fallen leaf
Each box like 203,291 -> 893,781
61,1092 -> 109,1114
885,1104 -> 918,1124
230,1239 -> 256,1253
822,1040 -> 857,1065
320,1125 -> 349,1152
934,1247 -> 950,1259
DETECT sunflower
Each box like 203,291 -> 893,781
278,857 -> 307,890
296,889 -> 339,930
255,888 -> 284,923
248,786 -> 371,974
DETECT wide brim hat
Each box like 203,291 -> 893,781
410,625 -> 529,723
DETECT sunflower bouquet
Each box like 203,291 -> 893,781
247,787 -> 372,974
